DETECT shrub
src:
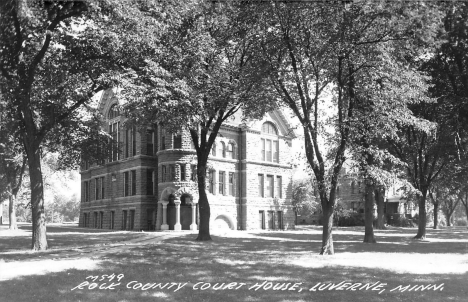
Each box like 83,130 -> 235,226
454,218 -> 468,226
390,215 -> 417,228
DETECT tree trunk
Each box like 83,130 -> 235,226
375,186 -> 386,229
363,181 -> 376,243
8,195 -> 18,230
196,163 -> 211,241
433,202 -> 439,229
445,212 -> 452,227
414,193 -> 427,239
0,200 -> 3,225
320,203 -> 334,255
26,146 -> 48,250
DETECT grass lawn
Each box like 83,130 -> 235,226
1,224 -> 467,302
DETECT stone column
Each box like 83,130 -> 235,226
161,201 -> 169,230
190,202 -> 198,230
174,200 -> 182,231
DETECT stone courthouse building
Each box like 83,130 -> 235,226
79,89 -> 296,231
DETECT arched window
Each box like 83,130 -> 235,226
227,142 -> 235,159
218,141 -> 226,158
262,122 -> 278,135
261,122 -> 279,163
108,104 -> 120,119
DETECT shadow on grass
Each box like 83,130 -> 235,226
0,233 -> 466,302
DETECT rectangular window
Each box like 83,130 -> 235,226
209,171 -> 215,194
276,176 -> 282,198
173,133 -> 182,149
274,141 -> 279,163
261,139 -> 265,161
161,129 -> 166,150
109,122 -> 119,162
83,213 -> 88,227
124,172 -> 129,196
268,211 -> 274,229
99,212 -> 104,229
191,165 -> 197,181
266,140 -> 272,161
131,170 -> 136,196
132,126 -> 137,156
110,211 -> 115,229
84,181 -> 89,202
122,210 -> 128,230
219,171 -> 225,195
146,130 -> 154,155
94,212 -> 98,228
259,211 -> 265,229
125,127 -> 130,158
95,178 -> 100,200
266,175 -> 274,198
258,174 -> 264,197
147,169 -> 153,195
229,172 -> 234,196
277,211 -> 283,229
129,210 -> 135,230
180,164 -> 186,181
351,202 -> 356,211
101,177 -> 105,199
169,165 -> 176,181
162,166 -> 167,182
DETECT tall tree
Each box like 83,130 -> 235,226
122,1 -> 275,240
253,1 -> 436,254
0,0 -> 164,249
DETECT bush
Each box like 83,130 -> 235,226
454,218 -> 468,226
391,215 -> 417,228
334,210 -> 364,227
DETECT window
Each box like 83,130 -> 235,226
351,202 -> 356,211
261,138 -> 279,163
94,212 -> 98,228
161,128 -> 166,150
101,177 -> 105,199
351,181 -> 355,194
99,212 -> 104,229
229,172 -> 234,196
358,181 -> 362,193
169,164 -> 176,181
219,171 -> 225,195
109,122 -> 120,162
337,186 -> 340,196
268,211 -> 274,229
84,181 -> 89,202
146,129 -> 154,155
259,211 -> 265,229
209,170 -> 215,194
191,165 -> 197,181
266,175 -> 274,198
83,213 -> 88,227
277,211 -> 283,229
262,122 -> 278,135
125,125 -> 136,158
95,178 -> 100,200
227,143 -> 234,159
173,133 -> 182,149
258,174 -> 264,197
131,170 -> 136,196
122,210 -> 128,230
180,164 -> 186,181
162,166 -> 167,182
147,169 -> 153,195
218,142 -> 226,158
211,143 -> 216,156
276,176 -> 282,198
129,210 -> 135,230
110,211 -> 115,229
108,104 -> 120,119
124,172 -> 130,196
